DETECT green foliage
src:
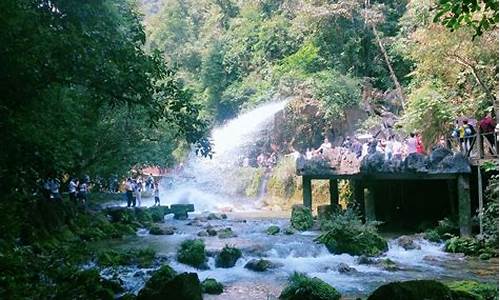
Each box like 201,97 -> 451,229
316,208 -> 388,256
177,239 -> 207,268
444,236 -> 496,256
434,0 -> 499,37
201,278 -> 224,295
290,205 -> 314,231
96,248 -> 156,268
215,245 -> 242,268
137,265 -> 178,300
483,175 -> 499,246
279,272 -> 341,300
447,280 -> 499,300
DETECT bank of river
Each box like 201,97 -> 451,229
94,211 -> 498,299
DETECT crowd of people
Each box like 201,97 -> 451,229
453,112 -> 498,155
123,175 -> 161,208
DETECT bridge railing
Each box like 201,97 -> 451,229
448,130 -> 498,159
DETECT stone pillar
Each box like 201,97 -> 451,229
364,184 -> 376,222
353,180 -> 365,222
457,174 -> 472,237
329,179 -> 339,208
303,176 -> 312,209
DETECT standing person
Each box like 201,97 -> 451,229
352,138 -> 362,158
462,119 -> 476,154
125,178 -> 134,207
385,136 -> 394,160
146,174 -> 154,191
50,178 -> 62,202
392,139 -> 403,160
153,183 -> 160,206
134,179 -> 142,207
406,133 -> 417,154
68,177 -> 78,203
78,179 -> 88,204
479,112 -> 497,153
416,133 -> 425,154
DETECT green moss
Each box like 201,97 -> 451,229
266,225 -> 280,235
137,265 -> 177,300
245,168 -> 265,197
202,278 -> 224,295
149,225 -> 164,235
215,245 -> 242,268
217,228 -> 237,239
177,239 -> 207,269
96,248 -> 156,268
367,280 -> 454,300
279,273 -> 341,300
447,280 -> 498,300
290,205 -> 314,231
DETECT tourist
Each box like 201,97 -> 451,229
42,179 -> 51,200
125,178 -> 135,207
479,112 -> 497,153
392,138 -> 403,160
78,178 -> 89,204
385,136 -> 394,160
406,133 -> 417,154
361,142 -> 369,158
135,179 -> 142,207
416,133 -> 425,154
153,183 -> 160,206
316,137 -> 332,155
462,119 -> 476,154
342,136 -> 352,149
146,173 -> 154,191
50,178 -> 62,202
68,177 -> 78,203
352,138 -> 362,158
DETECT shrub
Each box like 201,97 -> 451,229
177,239 -> 207,269
215,245 -> 242,268
279,273 -> 341,300
96,248 -> 156,268
447,280 -> 498,300
266,225 -> 280,235
290,205 -> 313,231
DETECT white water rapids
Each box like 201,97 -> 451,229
159,99 -> 289,212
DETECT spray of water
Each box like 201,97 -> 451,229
160,98 -> 290,212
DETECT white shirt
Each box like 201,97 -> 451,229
406,137 -> 417,154
68,181 -> 77,193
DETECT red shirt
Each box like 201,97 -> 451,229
416,136 -> 425,154
480,117 -> 496,133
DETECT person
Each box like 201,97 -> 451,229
146,174 -> 154,191
153,183 -> 160,206
125,178 -> 135,207
305,148 -> 314,160
257,153 -> 266,167
416,133 -> 425,154
352,138 -> 362,158
50,178 -> 62,202
134,179 -> 142,207
42,179 -> 51,200
68,177 -> 78,203
316,137 -> 332,155
479,112 -> 497,153
462,119 -> 476,154
78,179 -> 88,204
406,133 -> 417,154
392,138 -> 403,160
385,136 -> 394,160
342,136 -> 352,149
361,142 -> 369,158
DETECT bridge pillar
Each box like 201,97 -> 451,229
303,176 -> 312,209
329,179 -> 339,209
364,184 -> 376,222
457,174 -> 472,237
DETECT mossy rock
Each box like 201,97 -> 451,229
97,248 -> 155,268
149,225 -> 165,235
290,205 -> 313,231
279,273 -> 341,300
138,269 -> 202,300
378,258 -> 399,271
56,269 -> 117,300
367,280 -> 454,300
148,207 -> 165,223
447,280 -> 499,300
215,245 -> 242,268
266,225 -> 280,235
284,227 -> 296,235
315,226 -> 388,257
244,259 -> 281,272
217,227 -> 237,239
202,278 -> 224,295
177,239 -> 207,269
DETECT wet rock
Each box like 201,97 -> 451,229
163,226 -> 175,235
176,239 -> 208,269
279,273 -> 341,300
266,225 -> 280,235
436,153 -> 471,173
404,153 -> 429,173
217,227 -> 237,239
207,228 -> 217,236
244,259 -> 281,272
220,214 -> 228,219
479,253 -> 492,260
201,278 -> 223,295
290,204 -> 313,231
360,152 -> 385,173
397,236 -> 421,250
337,262 -> 356,273
377,258 -> 399,271
197,230 -> 208,237
428,147 -> 453,169
367,280 -> 454,300
215,245 -> 242,268
423,255 -> 440,262
193,216 -> 208,222
357,255 -> 376,265
170,204 -> 195,220
316,226 -> 388,257
284,227 -> 296,235
137,265 -> 176,299
149,225 -> 164,235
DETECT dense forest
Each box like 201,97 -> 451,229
0,0 -> 498,299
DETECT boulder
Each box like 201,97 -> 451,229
215,245 -> 242,268
201,278 -> 223,295
176,239 -> 208,269
403,153 -> 429,173
279,273 -> 341,300
315,226 -> 388,256
357,255 -> 376,265
207,228 -> 217,236
337,263 -> 356,273
197,231 -> 208,237
137,265 -> 177,300
290,205 -> 313,231
266,225 -> 280,235
170,204 -> 195,220
377,258 -> 399,271
283,227 -> 296,235
428,147 -> 453,169
244,259 -> 281,272
436,153 -> 471,174
149,225 -> 164,235
397,236 -> 421,250
367,280 -> 454,300
360,152 -> 385,173
217,227 -> 237,239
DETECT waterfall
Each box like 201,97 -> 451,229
160,98 -> 290,212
